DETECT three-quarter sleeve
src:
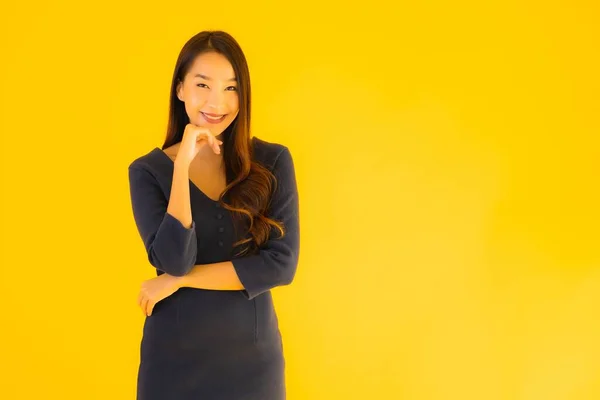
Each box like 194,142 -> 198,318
128,165 -> 198,276
232,146 -> 300,300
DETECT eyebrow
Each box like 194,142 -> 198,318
194,73 -> 237,82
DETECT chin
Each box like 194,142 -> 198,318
194,116 -> 233,135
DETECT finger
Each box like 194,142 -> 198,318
137,291 -> 144,308
201,128 -> 213,138
141,296 -> 150,316
212,136 -> 221,152
140,296 -> 146,316
146,299 -> 155,317
206,135 -> 219,154
195,129 -> 209,140
148,302 -> 155,317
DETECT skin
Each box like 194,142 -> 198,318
137,51 -> 247,317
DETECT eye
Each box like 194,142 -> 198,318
196,83 -> 208,88
226,86 -> 238,91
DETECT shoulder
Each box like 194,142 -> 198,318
127,147 -> 170,190
251,136 -> 292,171
128,147 -> 163,173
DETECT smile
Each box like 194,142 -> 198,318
201,112 -> 226,124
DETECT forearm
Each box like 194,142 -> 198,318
178,261 -> 245,291
166,160 -> 193,229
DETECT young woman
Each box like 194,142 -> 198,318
128,30 -> 300,400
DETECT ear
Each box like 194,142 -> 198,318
176,80 -> 184,102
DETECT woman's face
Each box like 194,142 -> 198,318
176,51 -> 240,136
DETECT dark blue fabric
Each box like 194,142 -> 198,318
128,137 -> 299,399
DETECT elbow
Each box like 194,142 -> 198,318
147,247 -> 196,277
142,220 -> 198,276
279,253 -> 299,286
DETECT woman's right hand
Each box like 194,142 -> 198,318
176,123 -> 223,166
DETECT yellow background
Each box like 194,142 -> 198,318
1,1 -> 599,399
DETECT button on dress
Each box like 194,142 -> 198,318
127,136 -> 300,400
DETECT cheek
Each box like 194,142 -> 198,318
186,91 -> 207,107
184,101 -> 198,118
227,97 -> 239,113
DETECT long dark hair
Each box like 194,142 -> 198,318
161,30 -> 284,257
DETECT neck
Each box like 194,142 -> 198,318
193,145 -> 224,166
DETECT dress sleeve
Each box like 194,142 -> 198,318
232,146 -> 300,300
128,165 -> 198,276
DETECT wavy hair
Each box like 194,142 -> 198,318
162,30 -> 284,257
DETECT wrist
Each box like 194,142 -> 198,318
174,158 -> 191,170
175,274 -> 188,289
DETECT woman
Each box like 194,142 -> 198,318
127,30 -> 300,400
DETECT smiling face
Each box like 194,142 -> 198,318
176,51 -> 240,136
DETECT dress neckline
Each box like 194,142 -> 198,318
153,147 -> 224,204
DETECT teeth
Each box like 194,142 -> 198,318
203,113 -> 224,120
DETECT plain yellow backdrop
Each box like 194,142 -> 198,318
1,1 -> 599,399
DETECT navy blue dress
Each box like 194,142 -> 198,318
127,136 -> 300,399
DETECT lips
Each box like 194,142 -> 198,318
201,112 -> 226,123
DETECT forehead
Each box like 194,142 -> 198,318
187,52 -> 235,80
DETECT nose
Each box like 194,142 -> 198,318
206,89 -> 225,112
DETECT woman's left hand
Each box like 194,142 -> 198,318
138,273 -> 184,317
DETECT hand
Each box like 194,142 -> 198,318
137,273 -> 184,317
176,123 -> 223,166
